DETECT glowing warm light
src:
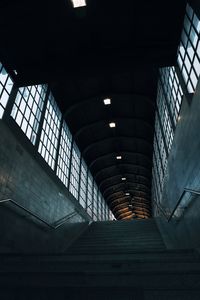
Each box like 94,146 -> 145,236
103,98 -> 111,105
71,0 -> 86,8
116,156 -> 122,160
109,122 -> 116,128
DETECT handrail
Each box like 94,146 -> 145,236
167,188 -> 200,222
0,198 -> 78,229
154,188 -> 200,223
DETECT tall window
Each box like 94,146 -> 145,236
0,63 -> 14,119
160,67 -> 183,125
69,142 -> 81,199
11,85 -> 47,145
38,92 -> 61,169
79,158 -> 88,208
93,182 -> 98,220
177,3 -> 200,93
56,121 -> 72,187
87,172 -> 93,217
152,66 -> 184,205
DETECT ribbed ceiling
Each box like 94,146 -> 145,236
0,0 -> 187,219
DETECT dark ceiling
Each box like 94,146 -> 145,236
0,0 -> 186,219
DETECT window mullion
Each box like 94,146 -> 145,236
2,83 -> 18,121
68,138 -> 74,191
54,116 -> 64,174
35,87 -> 50,150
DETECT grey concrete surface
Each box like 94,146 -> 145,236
0,120 -> 91,253
155,78 -> 200,249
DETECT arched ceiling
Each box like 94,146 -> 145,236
0,0 -> 187,219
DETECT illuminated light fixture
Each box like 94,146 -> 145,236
121,177 -> 126,181
103,98 -> 111,105
13,70 -> 18,75
71,0 -> 86,8
109,122 -> 116,128
125,192 -> 130,196
116,155 -> 122,160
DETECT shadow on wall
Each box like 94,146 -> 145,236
156,79 -> 200,249
0,204 -> 89,253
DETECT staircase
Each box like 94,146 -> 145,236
67,219 -> 166,254
0,219 -> 200,299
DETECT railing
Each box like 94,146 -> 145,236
154,188 -> 200,222
0,198 -> 78,229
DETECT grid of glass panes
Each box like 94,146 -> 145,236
38,92 -> 61,169
86,172 -> 93,217
11,85 -> 47,145
93,182 -> 98,220
177,3 -> 200,93
56,121 -> 72,187
156,85 -> 174,154
159,68 -> 183,124
155,114 -> 168,173
0,63 -> 14,119
79,158 -> 88,208
103,200 -> 106,220
152,153 -> 162,204
98,192 -> 102,220
69,142 -> 81,199
102,196 -> 105,220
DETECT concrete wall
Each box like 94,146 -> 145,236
156,78 -> 200,249
0,120 -> 91,253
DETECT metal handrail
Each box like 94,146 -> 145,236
154,188 -> 200,223
0,198 -> 78,229
167,188 -> 200,222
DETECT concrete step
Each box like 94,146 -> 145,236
67,219 -> 166,254
0,251 -> 200,290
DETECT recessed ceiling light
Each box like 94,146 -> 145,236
71,0 -> 86,8
109,122 -> 116,128
121,177 -> 126,181
116,156 -> 122,160
103,98 -> 111,105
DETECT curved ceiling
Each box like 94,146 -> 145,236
0,0 -> 187,219
64,94 -> 153,219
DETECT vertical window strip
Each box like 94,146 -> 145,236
86,172 -> 93,217
38,92 -> 61,170
79,158 -> 88,208
56,121 -> 72,187
98,192 -> 102,220
101,195 -> 105,220
11,84 -> 47,145
177,3 -> 200,93
152,64 -> 184,212
0,62 -> 14,119
69,142 -> 81,199
93,182 -> 98,220
159,68 -> 183,125
156,86 -> 174,155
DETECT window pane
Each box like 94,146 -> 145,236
69,142 -> 81,199
56,121 -> 72,187
178,4 -> 200,92
0,63 -> 14,119
11,84 -> 47,144
38,91 -> 61,169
